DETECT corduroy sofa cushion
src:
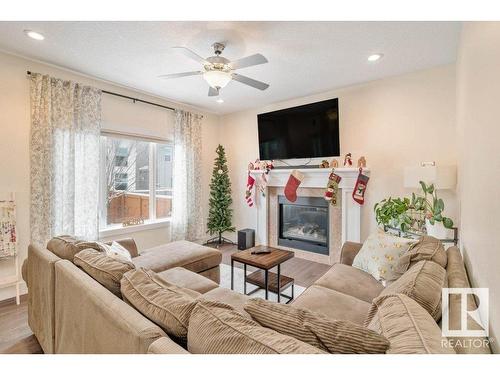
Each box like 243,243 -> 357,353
366,294 -> 455,354
74,248 -> 135,296
395,236 -> 447,277
47,235 -> 84,261
120,268 -> 200,345
244,298 -> 389,354
187,299 -> 325,354
371,260 -> 446,321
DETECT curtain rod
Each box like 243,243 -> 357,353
26,70 -> 175,112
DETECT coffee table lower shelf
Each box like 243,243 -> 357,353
245,269 -> 294,303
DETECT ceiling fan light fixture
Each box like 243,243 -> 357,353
203,70 -> 232,89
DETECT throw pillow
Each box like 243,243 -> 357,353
352,231 -> 416,282
244,298 -> 389,354
121,268 -> 201,345
76,240 -> 132,263
368,260 -> 446,322
187,299 -> 325,354
47,235 -> 85,261
365,294 -> 455,354
74,248 -> 135,296
394,235 -> 447,277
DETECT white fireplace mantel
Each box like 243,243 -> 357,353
249,167 -> 369,252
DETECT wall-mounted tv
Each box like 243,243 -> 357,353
257,98 -> 340,160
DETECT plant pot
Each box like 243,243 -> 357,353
425,219 -> 449,239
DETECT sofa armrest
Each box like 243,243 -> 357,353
148,337 -> 190,354
105,238 -> 139,258
26,244 -> 62,354
340,241 -> 363,266
21,258 -> 28,287
54,260 -> 165,353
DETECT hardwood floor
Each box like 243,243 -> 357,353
0,244 -> 330,354
0,295 -> 42,354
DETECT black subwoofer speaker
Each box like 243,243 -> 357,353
237,228 -> 255,250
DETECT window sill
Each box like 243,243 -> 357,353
99,218 -> 171,238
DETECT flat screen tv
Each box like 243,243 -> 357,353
257,98 -> 340,160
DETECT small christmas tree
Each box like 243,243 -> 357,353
206,144 -> 235,246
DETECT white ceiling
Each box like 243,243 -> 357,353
0,21 -> 461,114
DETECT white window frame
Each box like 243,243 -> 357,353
98,132 -> 173,237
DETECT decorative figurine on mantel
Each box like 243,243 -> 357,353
319,160 -> 330,168
330,159 -> 339,168
357,156 -> 367,168
343,153 -> 353,167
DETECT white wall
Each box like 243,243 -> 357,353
220,65 -> 458,242
456,22 -> 500,353
0,51 -> 220,301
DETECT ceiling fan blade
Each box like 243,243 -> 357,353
208,87 -> 219,97
172,46 -> 208,65
232,73 -> 269,91
229,54 -> 268,70
158,71 -> 203,79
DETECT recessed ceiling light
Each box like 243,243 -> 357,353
216,98 -> 224,103
367,53 -> 383,62
24,30 -> 45,41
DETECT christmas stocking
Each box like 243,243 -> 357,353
352,168 -> 369,205
245,173 -> 256,207
324,171 -> 342,206
284,170 -> 304,202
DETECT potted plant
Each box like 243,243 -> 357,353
414,181 -> 454,238
374,197 -> 414,232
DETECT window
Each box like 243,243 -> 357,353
100,134 -> 173,230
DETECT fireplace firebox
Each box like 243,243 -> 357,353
278,195 -> 329,255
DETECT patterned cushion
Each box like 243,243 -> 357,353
352,231 -> 416,282
394,236 -> 447,277
366,294 -> 455,354
120,268 -> 200,345
370,260 -> 446,321
74,248 -> 135,296
244,298 -> 389,354
187,299 -> 325,354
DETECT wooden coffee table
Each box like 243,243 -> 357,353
231,246 -> 295,303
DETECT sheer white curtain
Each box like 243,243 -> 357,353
171,110 -> 203,241
30,73 -> 102,246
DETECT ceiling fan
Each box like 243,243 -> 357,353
159,42 -> 269,97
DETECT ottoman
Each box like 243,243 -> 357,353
133,240 -> 222,283
156,267 -> 219,294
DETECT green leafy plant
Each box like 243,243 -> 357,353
374,197 -> 414,231
374,181 -> 454,233
414,181 -> 454,229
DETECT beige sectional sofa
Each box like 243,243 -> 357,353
22,237 -> 222,353
22,236 -> 491,354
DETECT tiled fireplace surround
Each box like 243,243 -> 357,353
250,168 -> 368,265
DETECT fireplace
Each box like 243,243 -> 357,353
278,195 -> 329,255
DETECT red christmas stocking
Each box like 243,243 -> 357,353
352,168 -> 369,205
284,170 -> 304,202
324,171 -> 342,206
245,173 -> 256,207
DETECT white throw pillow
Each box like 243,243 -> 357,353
106,241 -> 132,263
352,231 -> 416,283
